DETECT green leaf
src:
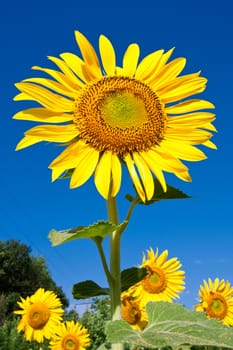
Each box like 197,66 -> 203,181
72,280 -> 109,299
121,267 -> 147,292
49,221 -> 126,246
126,178 -> 190,205
106,302 -> 233,348
59,168 -> 74,179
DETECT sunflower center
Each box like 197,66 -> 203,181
27,302 -> 50,330
205,292 -> 228,320
121,298 -> 141,325
141,267 -> 167,293
62,334 -> 80,350
74,76 -> 166,155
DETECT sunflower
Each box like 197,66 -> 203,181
121,290 -> 148,330
129,248 -> 185,306
195,278 -> 233,326
49,320 -> 90,350
14,288 -> 64,343
14,31 -> 216,202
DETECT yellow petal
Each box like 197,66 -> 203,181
149,57 -> 186,89
15,82 -> 74,112
160,139 -> 207,161
13,108 -> 73,123
166,99 -> 215,114
15,135 -> 42,150
25,124 -> 79,143
32,64 -> 83,90
94,151 -> 112,199
60,52 -> 87,82
14,92 -> 38,101
49,142 -> 87,169
111,154 -> 122,197
22,77 -> 76,99
165,127 -> 212,144
70,148 -> 99,188
156,250 -> 168,266
135,49 -> 164,81
158,76 -> 207,103
167,112 -> 216,128
175,170 -> 192,182
47,56 -> 84,87
99,35 -> 116,75
139,151 -> 167,192
201,122 -> 217,132
150,147 -> 189,174
124,154 -> 146,202
51,167 -> 66,182
122,43 -> 140,76
144,47 -> 175,83
203,140 -> 217,149
75,31 -> 102,78
133,153 -> 154,201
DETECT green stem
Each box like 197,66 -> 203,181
95,238 -> 113,288
107,195 -> 123,350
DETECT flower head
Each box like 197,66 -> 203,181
121,290 -> 148,330
49,320 -> 90,350
195,278 -> 233,326
14,288 -> 64,343
129,248 -> 185,306
14,31 -> 216,201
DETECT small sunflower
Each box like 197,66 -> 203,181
129,248 -> 185,306
14,288 -> 64,343
121,290 -> 148,330
195,278 -> 233,326
49,320 -> 90,350
14,31 -> 216,202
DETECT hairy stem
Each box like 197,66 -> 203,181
107,196 -> 123,350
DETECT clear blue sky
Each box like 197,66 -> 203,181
0,0 -> 232,311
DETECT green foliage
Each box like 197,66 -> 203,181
0,239 -> 68,324
79,297 -> 111,350
49,221 -> 127,246
106,302 -> 233,349
126,178 -> 190,205
121,267 -> 147,292
72,267 -> 146,299
0,318 -> 47,350
73,280 -> 109,299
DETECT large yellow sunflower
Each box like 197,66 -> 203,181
14,31 -> 216,202
14,288 -> 64,343
195,278 -> 233,326
129,248 -> 185,306
49,320 -> 90,350
121,290 -> 148,330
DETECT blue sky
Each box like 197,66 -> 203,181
0,0 -> 232,312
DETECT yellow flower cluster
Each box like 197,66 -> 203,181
121,247 -> 185,330
120,249 -> 233,329
195,278 -> 233,326
14,288 -> 90,350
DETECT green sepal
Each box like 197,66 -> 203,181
72,280 -> 109,299
121,267 -> 147,292
126,178 -> 190,205
106,302 -> 233,348
49,221 -> 126,247
59,168 -> 74,179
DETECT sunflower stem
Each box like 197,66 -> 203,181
94,238 -> 113,287
107,195 -> 123,350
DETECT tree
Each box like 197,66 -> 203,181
0,239 -> 68,324
79,297 -> 111,349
